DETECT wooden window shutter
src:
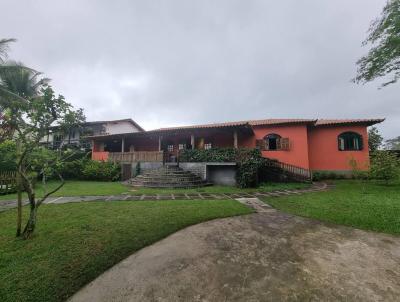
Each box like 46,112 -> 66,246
256,139 -> 267,150
281,138 -> 290,151
276,138 -> 282,150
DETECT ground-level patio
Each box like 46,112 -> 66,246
70,208 -> 400,302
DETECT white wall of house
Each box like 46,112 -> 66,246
105,121 -> 140,134
40,120 -> 141,147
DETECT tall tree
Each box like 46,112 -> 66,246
368,126 -> 384,151
1,85 -> 84,238
0,38 -> 43,236
354,0 -> 400,87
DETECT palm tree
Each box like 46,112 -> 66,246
0,38 -> 50,236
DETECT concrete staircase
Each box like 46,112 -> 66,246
128,165 -> 210,188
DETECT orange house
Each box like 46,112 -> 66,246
90,118 -> 384,174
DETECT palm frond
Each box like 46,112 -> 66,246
0,38 -> 17,62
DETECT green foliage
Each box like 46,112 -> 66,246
0,140 -> 16,171
354,0 -> 400,87
312,171 -> 347,181
59,159 -> 87,179
369,150 -> 400,184
180,148 -> 266,188
135,161 -> 141,176
179,148 -> 237,162
81,160 -> 121,182
368,126 -> 383,151
236,149 -> 266,188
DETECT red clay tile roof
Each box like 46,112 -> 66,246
248,118 -> 317,126
87,118 -> 384,139
156,120 -> 250,131
154,118 -> 316,132
315,119 -> 385,126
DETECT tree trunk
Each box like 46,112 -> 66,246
16,141 -> 22,237
22,197 -> 37,239
16,173 -> 22,237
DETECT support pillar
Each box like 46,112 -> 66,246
191,134 -> 195,149
121,138 -> 125,153
233,130 -> 238,149
158,136 -> 162,151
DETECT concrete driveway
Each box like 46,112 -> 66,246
70,209 -> 400,302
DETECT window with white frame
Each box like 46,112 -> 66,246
167,144 -> 174,152
204,143 -> 212,150
178,143 -> 186,150
338,132 -> 363,151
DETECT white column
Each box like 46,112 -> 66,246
233,130 -> 238,149
158,136 -> 162,151
191,134 -> 195,149
121,138 -> 125,153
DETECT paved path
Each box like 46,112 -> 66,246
0,182 -> 329,212
69,206 -> 400,302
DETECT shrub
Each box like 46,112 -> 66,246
81,160 -> 121,181
370,151 -> 400,184
135,161 -> 141,176
312,171 -> 347,181
59,159 -> 87,179
179,148 -> 237,162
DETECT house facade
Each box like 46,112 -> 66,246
90,118 -> 383,174
40,118 -> 144,149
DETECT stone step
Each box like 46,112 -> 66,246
134,175 -> 201,181
129,166 -> 209,188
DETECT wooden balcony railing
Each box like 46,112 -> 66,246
108,151 -> 164,163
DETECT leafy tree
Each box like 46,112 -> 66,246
0,38 -> 53,236
58,108 -> 86,146
370,151 -> 400,184
368,126 -> 384,151
385,136 -> 400,150
354,0 -> 400,87
1,85 -> 85,238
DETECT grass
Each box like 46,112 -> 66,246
0,199 -> 252,302
128,182 -> 309,195
0,180 -> 309,201
263,180 -> 400,235
0,180 -> 130,201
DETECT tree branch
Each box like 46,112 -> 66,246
37,172 -> 65,205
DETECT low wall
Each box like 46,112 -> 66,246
179,162 -> 207,180
180,162 -> 237,186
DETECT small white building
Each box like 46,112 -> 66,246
41,118 -> 144,149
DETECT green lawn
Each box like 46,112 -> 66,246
0,200 -> 252,302
0,180 -> 130,201
0,180 -> 309,201
128,181 -> 309,195
263,180 -> 400,235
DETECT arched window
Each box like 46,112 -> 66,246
264,133 -> 281,150
338,132 -> 363,151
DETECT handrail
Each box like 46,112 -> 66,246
108,151 -> 164,163
265,159 -> 312,181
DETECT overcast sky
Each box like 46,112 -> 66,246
1,0 -> 398,138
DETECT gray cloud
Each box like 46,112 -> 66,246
0,0 -> 397,138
